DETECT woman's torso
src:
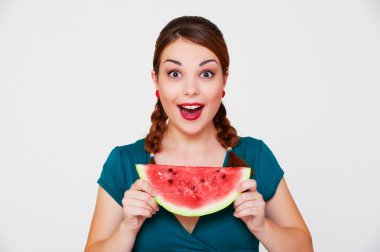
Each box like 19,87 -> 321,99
153,141 -> 228,235
98,136 -> 284,251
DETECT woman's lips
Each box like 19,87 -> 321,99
177,103 -> 204,121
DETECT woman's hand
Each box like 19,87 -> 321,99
121,179 -> 159,234
233,179 -> 266,234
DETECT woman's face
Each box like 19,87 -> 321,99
152,38 -> 228,136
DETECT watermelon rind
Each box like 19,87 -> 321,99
135,164 -> 251,217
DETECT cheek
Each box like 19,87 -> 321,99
204,85 -> 224,101
205,88 -> 223,114
160,87 -> 178,104
158,86 -> 180,113
158,80 -> 176,97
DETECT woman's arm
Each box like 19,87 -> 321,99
85,180 -> 158,252
84,187 -> 136,252
255,178 -> 313,252
234,178 -> 313,252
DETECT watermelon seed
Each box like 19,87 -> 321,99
216,169 -> 220,172
168,168 -> 173,173
222,174 -> 226,179
200,178 -> 205,183
168,179 -> 173,184
191,185 -> 195,190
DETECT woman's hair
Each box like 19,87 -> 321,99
145,16 -> 250,170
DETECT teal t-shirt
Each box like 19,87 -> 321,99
97,137 -> 284,252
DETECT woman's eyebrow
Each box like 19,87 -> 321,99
199,59 -> 218,66
163,59 -> 219,66
163,59 -> 182,65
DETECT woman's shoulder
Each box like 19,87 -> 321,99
236,136 -> 279,159
117,138 -> 146,153
237,136 -> 261,144
235,136 -> 276,166
112,138 -> 148,164
236,136 -> 263,151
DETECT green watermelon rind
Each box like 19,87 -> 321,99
135,164 -> 251,217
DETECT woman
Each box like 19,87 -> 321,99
85,16 -> 313,252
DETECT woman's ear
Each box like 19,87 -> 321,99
151,70 -> 158,89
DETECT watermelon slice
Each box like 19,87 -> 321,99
135,164 -> 251,216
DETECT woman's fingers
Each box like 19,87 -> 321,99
126,205 -> 155,218
237,179 -> 257,193
129,179 -> 159,209
234,205 -> 264,218
131,179 -> 157,197
124,190 -> 159,212
234,199 -> 265,215
120,179 -> 160,232
121,179 -> 160,220
233,179 -> 266,232
233,190 -> 263,209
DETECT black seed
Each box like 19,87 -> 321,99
168,168 -> 173,173
168,179 -> 173,184
222,174 -> 226,179
191,185 -> 195,190
200,178 -> 205,183
216,169 -> 220,172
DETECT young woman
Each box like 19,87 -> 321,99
85,16 -> 313,252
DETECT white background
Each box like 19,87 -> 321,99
1,0 -> 379,251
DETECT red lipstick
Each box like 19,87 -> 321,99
177,103 -> 204,121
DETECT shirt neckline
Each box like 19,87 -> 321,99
146,146 -> 233,167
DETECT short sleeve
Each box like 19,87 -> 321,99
256,140 -> 284,202
97,146 -> 126,207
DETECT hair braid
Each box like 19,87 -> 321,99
213,102 -> 239,149
214,103 -> 253,174
144,100 -> 168,156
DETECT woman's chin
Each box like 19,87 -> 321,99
173,122 -> 215,137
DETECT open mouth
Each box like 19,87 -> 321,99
177,103 -> 205,120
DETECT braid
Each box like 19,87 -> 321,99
213,102 -> 239,149
144,100 -> 168,155
214,103 -> 253,175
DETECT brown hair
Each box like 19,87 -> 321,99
145,16 -> 250,170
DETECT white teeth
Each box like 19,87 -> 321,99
182,105 -> 201,110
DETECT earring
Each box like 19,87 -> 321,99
155,90 -> 160,99
222,90 -> 225,98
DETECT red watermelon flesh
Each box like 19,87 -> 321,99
136,164 -> 251,216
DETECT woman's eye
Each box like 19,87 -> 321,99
168,71 -> 181,78
200,71 -> 214,78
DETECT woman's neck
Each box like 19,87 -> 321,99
162,122 -> 220,154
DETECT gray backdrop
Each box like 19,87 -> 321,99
1,0 -> 379,251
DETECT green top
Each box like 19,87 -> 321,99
98,137 -> 284,252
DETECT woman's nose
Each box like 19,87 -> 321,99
183,77 -> 199,96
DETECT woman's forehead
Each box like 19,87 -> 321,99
160,38 -> 220,66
